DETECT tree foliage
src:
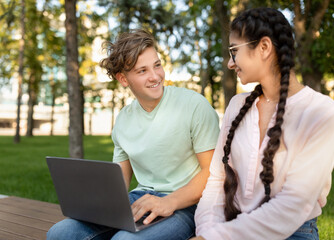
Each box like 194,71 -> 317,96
0,0 -> 19,87
1,0 -> 333,140
277,0 -> 333,92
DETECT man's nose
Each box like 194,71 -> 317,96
148,69 -> 159,81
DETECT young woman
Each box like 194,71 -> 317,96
193,7 -> 334,240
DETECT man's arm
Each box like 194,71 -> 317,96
131,149 -> 214,224
118,160 -> 133,191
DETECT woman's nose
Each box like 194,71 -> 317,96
227,57 -> 236,70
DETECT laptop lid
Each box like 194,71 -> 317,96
46,156 -> 138,232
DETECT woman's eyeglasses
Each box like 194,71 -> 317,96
229,40 -> 258,63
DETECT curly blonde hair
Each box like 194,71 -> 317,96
100,29 -> 157,80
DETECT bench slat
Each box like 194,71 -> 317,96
0,229 -> 33,240
0,211 -> 55,231
0,196 -> 65,240
0,219 -> 47,239
0,196 -> 63,213
0,202 -> 64,222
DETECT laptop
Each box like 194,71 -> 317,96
46,156 -> 168,232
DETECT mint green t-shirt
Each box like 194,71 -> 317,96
112,86 -> 220,194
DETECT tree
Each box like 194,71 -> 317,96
38,1 -> 66,136
292,0 -> 330,92
185,0 -> 223,108
214,0 -> 236,109
182,0 -> 251,110
76,4 -> 107,135
25,0 -> 42,137
2,1 -> 68,138
273,0 -> 333,92
65,0 -> 83,158
14,0 -> 25,143
313,0 -> 334,94
0,0 -> 17,89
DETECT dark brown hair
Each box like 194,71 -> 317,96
100,29 -> 156,80
222,7 -> 295,221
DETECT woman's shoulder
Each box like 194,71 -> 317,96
231,92 -> 251,103
287,87 -> 334,129
302,87 -> 334,115
227,92 -> 251,110
222,92 -> 252,123
309,87 -> 334,106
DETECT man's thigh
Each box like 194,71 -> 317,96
46,218 -> 115,240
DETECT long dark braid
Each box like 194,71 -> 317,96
223,84 -> 263,221
222,8 -> 295,220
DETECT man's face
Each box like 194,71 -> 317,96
117,47 -> 165,112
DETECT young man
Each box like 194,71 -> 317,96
47,29 -> 219,240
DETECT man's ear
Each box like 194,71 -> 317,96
258,36 -> 273,60
116,72 -> 128,87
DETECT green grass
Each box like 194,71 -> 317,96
0,136 -> 332,238
0,135 -> 137,203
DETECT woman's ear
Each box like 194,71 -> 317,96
258,36 -> 273,60
116,72 -> 128,87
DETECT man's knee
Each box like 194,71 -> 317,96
47,218 -> 112,240
47,219 -> 79,240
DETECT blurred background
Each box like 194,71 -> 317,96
1,0 -> 333,139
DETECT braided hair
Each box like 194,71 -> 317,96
222,8 -> 295,221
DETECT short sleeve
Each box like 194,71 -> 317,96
189,93 -> 220,153
112,125 -> 129,163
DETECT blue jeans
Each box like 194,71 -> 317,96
47,190 -> 196,240
286,218 -> 319,240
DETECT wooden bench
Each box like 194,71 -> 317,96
0,196 -> 65,240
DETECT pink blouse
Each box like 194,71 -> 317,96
195,86 -> 334,240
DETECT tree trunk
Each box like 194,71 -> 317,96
89,103 -> 94,136
81,86 -> 85,135
191,7 -> 207,97
50,93 -> 55,136
215,0 -> 237,110
26,74 -> 37,136
205,38 -> 214,106
50,75 -> 55,136
65,0 -> 83,158
14,0 -> 25,144
199,36 -> 207,97
302,69 -> 323,92
111,89 -> 116,134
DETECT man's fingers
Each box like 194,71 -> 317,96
143,212 -> 157,225
132,205 -> 149,222
131,194 -> 170,223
